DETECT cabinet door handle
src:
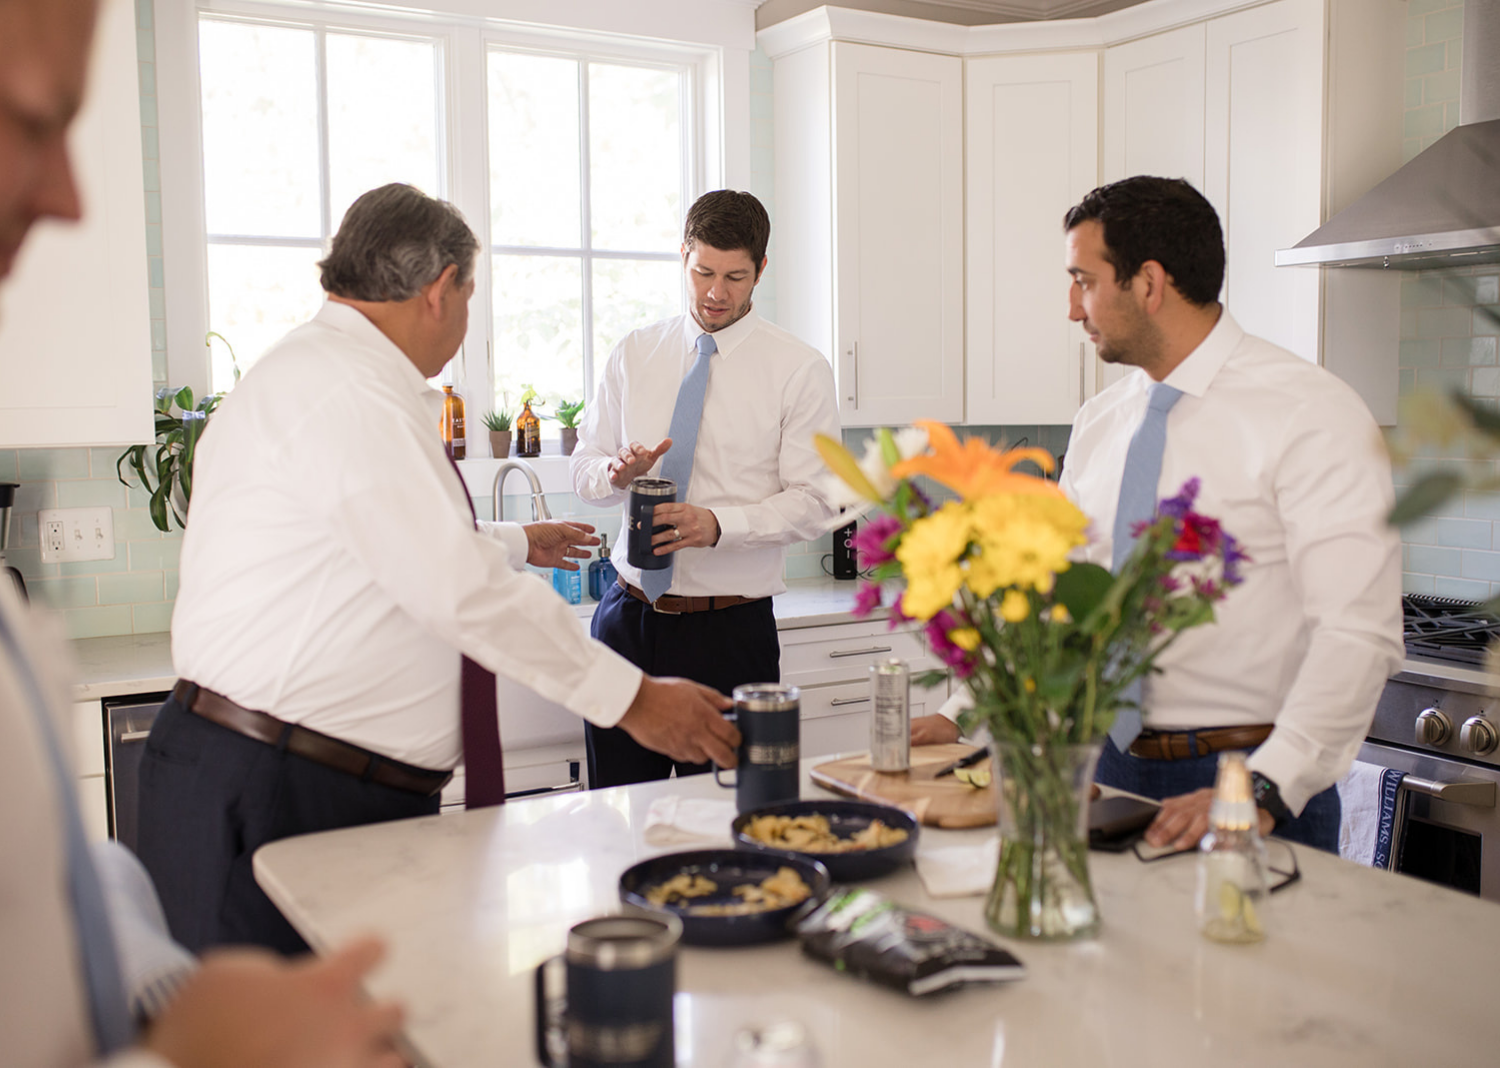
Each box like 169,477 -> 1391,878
845,342 -> 858,407
120,730 -> 152,743
830,696 -> 870,707
828,645 -> 892,659
1078,342 -> 1085,405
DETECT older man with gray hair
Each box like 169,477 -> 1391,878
138,183 -> 739,955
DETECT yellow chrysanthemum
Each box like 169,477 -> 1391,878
948,626 -> 981,651
1000,589 -> 1030,623
893,503 -> 973,620
967,494 -> 1088,595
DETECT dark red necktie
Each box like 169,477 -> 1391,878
444,452 -> 506,808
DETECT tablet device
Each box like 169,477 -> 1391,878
1087,795 -> 1160,852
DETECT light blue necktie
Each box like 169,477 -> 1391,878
1108,381 -> 1183,752
641,332 -> 715,603
0,609 -> 132,1054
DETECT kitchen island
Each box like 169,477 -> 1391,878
254,760 -> 1500,1067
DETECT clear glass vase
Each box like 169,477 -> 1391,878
985,740 -> 1103,941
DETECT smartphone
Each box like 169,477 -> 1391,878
1087,795 -> 1160,852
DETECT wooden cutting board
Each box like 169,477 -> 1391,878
809,744 -> 996,829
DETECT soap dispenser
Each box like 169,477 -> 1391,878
588,533 -> 617,601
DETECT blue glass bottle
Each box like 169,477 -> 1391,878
552,562 -> 582,605
588,533 -> 618,601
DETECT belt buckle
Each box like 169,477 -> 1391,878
650,597 -> 681,615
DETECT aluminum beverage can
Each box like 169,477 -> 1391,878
869,657 -> 911,772
727,1022 -> 822,1068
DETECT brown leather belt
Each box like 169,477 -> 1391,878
1128,724 -> 1274,761
617,574 -> 763,615
171,680 -> 453,797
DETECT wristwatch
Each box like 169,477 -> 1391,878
1251,771 -> 1292,824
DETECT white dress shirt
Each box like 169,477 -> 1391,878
0,587 -> 172,1068
1060,310 -> 1403,813
173,302 -> 642,771
571,309 -> 842,597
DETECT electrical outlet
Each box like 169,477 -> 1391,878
38,507 -> 116,563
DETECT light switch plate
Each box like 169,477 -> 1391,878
38,507 -> 116,563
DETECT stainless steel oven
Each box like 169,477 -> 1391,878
1368,608 -> 1500,900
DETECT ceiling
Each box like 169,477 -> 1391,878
755,0 -> 1153,29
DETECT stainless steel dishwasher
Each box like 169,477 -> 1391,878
105,691 -> 170,851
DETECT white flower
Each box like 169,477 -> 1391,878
857,438 -> 897,500
893,425 -> 929,461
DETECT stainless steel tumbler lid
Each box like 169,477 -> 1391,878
628,477 -> 677,498
565,914 -> 681,970
732,683 -> 801,712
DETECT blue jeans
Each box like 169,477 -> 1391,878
1096,737 -> 1341,854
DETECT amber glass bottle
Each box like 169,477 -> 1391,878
516,398 -> 541,457
441,385 -> 466,460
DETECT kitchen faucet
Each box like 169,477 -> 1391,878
492,459 -> 552,522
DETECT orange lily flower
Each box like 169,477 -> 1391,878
891,420 -> 1065,501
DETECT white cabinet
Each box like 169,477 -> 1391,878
774,40 -> 964,427
965,51 -> 1098,426
1204,0 -> 1326,367
1099,23 -> 1207,397
0,0 -> 151,449
780,618 -> 947,760
71,700 -> 109,842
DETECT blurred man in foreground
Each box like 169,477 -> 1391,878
1,1 -> 405,1064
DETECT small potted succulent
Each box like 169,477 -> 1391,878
482,409 -> 513,458
551,399 -> 585,456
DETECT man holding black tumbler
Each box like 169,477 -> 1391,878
571,191 -> 842,787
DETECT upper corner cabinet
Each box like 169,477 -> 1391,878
771,39 -> 964,428
965,50 -> 1099,426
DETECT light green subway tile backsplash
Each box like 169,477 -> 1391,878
63,606 -> 136,640
132,602 -> 175,633
98,571 -> 165,606
56,479 -> 130,509
126,538 -> 182,572
30,576 -> 101,610
18,448 -> 91,481
59,555 -> 129,577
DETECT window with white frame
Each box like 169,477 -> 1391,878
193,7 -> 697,422
487,49 -> 687,414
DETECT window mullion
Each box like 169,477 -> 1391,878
577,59 -> 595,396
315,27 -> 332,242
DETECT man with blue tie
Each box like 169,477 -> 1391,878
572,191 -> 843,787
916,177 -> 1402,854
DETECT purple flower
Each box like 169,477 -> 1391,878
1221,533 -> 1250,585
886,594 -> 913,630
1164,512 -> 1224,562
923,610 -> 977,678
852,514 -> 903,568
852,581 -> 883,618
1157,477 -> 1201,520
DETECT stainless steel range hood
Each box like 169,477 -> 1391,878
1278,2 -> 1500,270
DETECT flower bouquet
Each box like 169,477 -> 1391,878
817,421 -> 1246,940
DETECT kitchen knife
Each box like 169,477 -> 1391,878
931,745 -> 990,779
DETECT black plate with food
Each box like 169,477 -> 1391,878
618,849 -> 831,947
732,799 -> 920,882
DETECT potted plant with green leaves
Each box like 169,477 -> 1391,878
116,332 -> 239,532
482,409 -> 513,458
117,386 -> 222,532
551,399 -> 585,456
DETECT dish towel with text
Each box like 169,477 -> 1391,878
1337,760 -> 1406,868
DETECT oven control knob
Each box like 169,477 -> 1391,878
1416,708 -> 1452,746
1460,716 -> 1499,757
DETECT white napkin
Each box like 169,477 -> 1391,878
915,835 -> 1000,898
643,796 -> 738,847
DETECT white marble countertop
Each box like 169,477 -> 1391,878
65,578 -> 873,700
255,762 -> 1500,1068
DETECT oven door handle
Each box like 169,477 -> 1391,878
1399,776 -> 1496,808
